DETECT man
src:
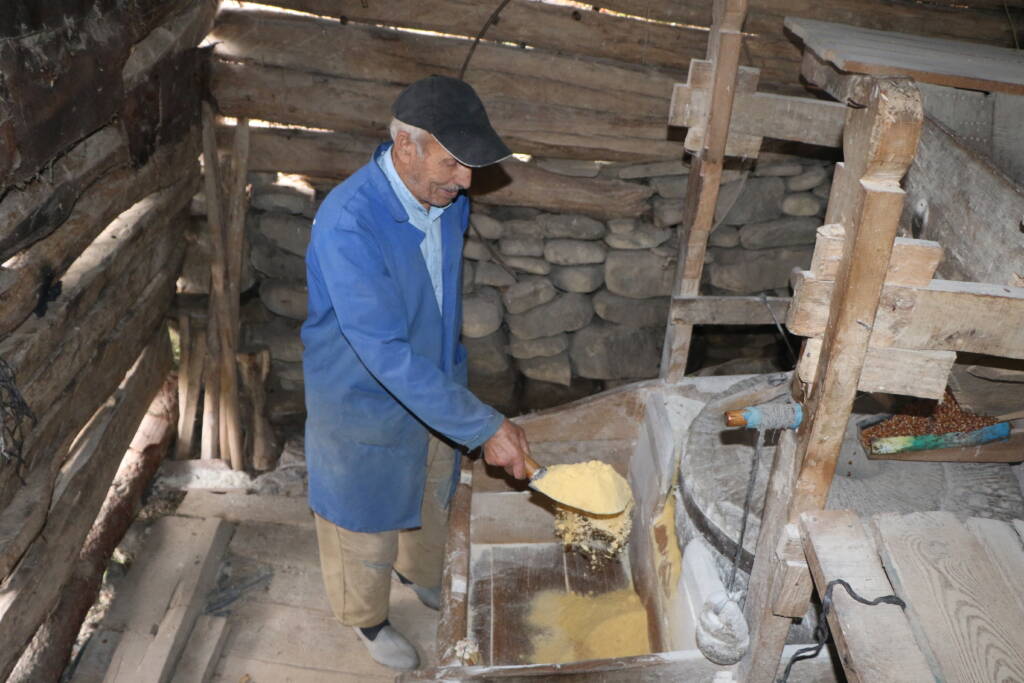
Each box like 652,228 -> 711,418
302,75 -> 531,670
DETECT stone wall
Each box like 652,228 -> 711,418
185,155 -> 835,439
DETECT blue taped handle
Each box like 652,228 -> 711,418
742,404 -> 803,430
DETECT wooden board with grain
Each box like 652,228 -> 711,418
670,295 -> 790,326
874,511 -> 1024,682
467,543 -> 632,667
799,510 -> 933,682
786,17 -> 1024,95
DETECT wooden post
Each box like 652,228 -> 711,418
660,0 -> 749,381
200,103 -> 246,471
175,313 -> 205,459
737,78 -> 923,682
199,353 -> 220,461
238,349 -> 279,472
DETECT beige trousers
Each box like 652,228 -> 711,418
314,436 -> 454,627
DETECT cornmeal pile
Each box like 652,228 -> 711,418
526,588 -> 651,663
536,460 -> 635,567
533,460 -> 632,515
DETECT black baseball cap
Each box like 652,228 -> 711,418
392,75 -> 512,168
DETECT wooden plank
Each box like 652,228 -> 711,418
175,491 -> 312,527
771,524 -> 813,618
799,510 -> 933,682
227,522 -> 320,573
737,430 -> 805,682
437,458 -> 473,665
797,338 -> 955,400
670,295 -> 790,326
490,543 -> 568,664
788,271 -> 1024,360
246,0 -> 704,73
809,224 -> 943,287
785,17 -> 1024,95
964,517 -> 1024,616
670,83 -> 846,150
169,615 -> 229,683
0,333 -> 172,681
903,117 -> 1024,287
661,0 -> 750,381
789,78 -> 923,515
0,128 -> 199,338
515,381 -> 649,444
176,315 -> 204,460
224,125 -> 375,179
874,511 -> 1024,682
865,430 -> 1024,463
470,493 -> 560,546
126,519 -> 233,683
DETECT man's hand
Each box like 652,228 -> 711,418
482,419 -> 531,480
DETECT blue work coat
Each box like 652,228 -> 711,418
302,144 -> 504,533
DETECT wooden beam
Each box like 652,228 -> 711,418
0,129 -> 199,338
799,510 -> 934,682
0,332 -> 172,681
788,271 -> 1024,360
670,81 -> 846,151
244,0 -> 704,73
660,0 -> 750,382
810,225 -> 942,287
670,295 -> 790,326
676,60 -> 764,158
797,338 -> 955,400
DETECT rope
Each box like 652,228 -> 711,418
779,579 -> 906,682
728,423 -> 766,594
0,358 -> 35,476
761,292 -> 797,367
458,0 -> 514,81
727,401 -> 802,595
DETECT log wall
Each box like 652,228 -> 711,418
0,0 -> 216,678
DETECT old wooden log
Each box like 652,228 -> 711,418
0,128 -> 200,338
247,0 -> 703,73
8,377 -> 177,683
208,9 -> 682,162
0,0 -> 206,187
0,331 -> 172,681
0,209 -> 187,512
0,126 -> 128,262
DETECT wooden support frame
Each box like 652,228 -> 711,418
660,0 -> 750,381
738,78 -> 924,682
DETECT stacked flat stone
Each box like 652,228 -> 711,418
223,156 -> 835,422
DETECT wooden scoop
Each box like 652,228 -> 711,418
523,455 -> 631,516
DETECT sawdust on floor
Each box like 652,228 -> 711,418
526,587 -> 651,663
534,460 -> 632,515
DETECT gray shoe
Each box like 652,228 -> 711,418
353,624 -> 419,670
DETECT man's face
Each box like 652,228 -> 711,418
392,131 -> 472,209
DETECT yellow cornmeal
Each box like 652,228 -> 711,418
533,460 -> 631,515
554,501 -> 634,568
526,588 -> 651,663
652,494 -> 681,596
